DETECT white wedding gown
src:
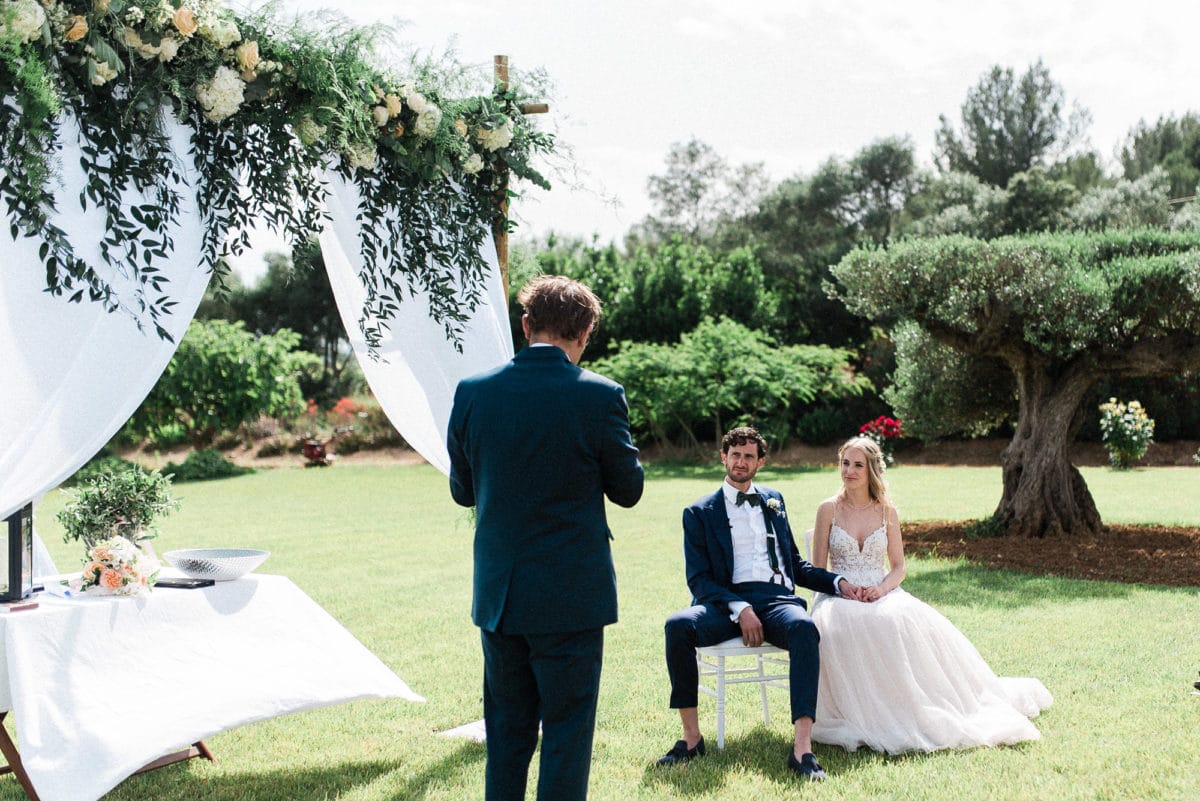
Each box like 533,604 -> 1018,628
810,522 -> 1053,754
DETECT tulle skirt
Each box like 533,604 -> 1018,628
811,588 -> 1052,754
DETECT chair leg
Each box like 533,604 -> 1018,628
715,655 -> 726,751
757,654 -> 771,725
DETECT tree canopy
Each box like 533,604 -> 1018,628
831,229 -> 1200,537
934,59 -> 1090,188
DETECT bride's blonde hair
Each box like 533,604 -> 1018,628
837,436 -> 890,505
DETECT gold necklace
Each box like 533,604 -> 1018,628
842,497 -> 875,512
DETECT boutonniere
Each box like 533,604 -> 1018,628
765,497 -> 785,518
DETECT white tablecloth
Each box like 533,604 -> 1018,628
0,574 -> 422,801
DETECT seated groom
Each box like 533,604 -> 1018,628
656,426 -> 863,781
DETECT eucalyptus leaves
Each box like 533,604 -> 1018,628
0,0 -> 553,345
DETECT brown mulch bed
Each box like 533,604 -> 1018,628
904,521 -> 1200,587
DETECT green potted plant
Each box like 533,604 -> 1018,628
57,465 -> 180,552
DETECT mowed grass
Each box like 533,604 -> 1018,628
19,461 -> 1200,801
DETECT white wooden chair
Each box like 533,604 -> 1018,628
695,638 -> 789,750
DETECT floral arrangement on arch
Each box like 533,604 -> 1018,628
0,0 -> 553,348
74,535 -> 159,596
859,415 -> 903,466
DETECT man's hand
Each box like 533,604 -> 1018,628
838,579 -> 867,601
737,607 -> 764,647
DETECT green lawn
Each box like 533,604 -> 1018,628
18,463 -> 1200,801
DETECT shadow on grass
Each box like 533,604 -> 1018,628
641,724 -> 1044,792
905,558 -> 1138,609
91,742 -> 486,801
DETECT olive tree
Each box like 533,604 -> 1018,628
831,229 -> 1200,537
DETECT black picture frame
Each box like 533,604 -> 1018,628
2,503 -> 34,602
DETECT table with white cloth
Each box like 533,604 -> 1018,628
0,573 -> 422,801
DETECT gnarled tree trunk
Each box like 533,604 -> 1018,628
994,357 -> 1103,538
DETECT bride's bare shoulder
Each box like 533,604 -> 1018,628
816,496 -> 840,515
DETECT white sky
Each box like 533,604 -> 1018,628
232,0 -> 1200,280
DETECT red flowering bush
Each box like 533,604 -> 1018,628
859,416 -> 904,466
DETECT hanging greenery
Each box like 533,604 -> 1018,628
0,0 -> 553,346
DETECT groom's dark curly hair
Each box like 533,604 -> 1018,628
721,426 -> 767,458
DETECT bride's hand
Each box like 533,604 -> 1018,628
862,585 -> 884,602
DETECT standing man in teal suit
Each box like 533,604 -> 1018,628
448,275 -> 644,801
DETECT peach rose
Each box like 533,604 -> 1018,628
92,545 -> 113,562
172,7 -> 197,37
235,40 -> 259,71
64,15 -> 88,41
392,122 -> 404,137
100,569 -> 123,589
454,118 -> 468,137
384,93 -> 402,118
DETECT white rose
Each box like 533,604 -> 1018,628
194,64 -> 246,122
413,105 -> 442,138
1,0 -> 46,43
405,90 -> 428,114
371,105 -> 389,128
477,116 -> 514,152
462,153 -> 484,175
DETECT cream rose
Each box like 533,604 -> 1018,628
235,40 -> 259,71
454,118 -> 468,137
371,105 -> 389,128
384,93 -> 402,118
413,105 -> 442,138
405,90 -> 428,114
201,18 -> 238,48
477,116 -> 514,152
462,153 -> 484,175
157,35 -> 179,62
93,0 -> 108,11
91,59 -> 119,86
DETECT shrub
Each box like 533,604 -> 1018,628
163,450 -> 254,482
1099,398 -> 1155,469
57,465 -> 179,549
795,407 -> 857,446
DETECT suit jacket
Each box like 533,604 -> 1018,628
683,486 -> 839,612
447,345 -> 644,634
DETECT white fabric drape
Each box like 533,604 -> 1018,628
320,171 -> 514,475
0,115 -> 210,523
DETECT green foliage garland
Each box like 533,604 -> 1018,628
0,0 -> 553,345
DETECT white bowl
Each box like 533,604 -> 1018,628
164,548 -> 270,581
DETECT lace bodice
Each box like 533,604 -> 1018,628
826,523 -> 887,586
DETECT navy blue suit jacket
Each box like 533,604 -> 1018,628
447,345 -> 644,634
683,486 -> 839,612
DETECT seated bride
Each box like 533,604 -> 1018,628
808,436 -> 1052,754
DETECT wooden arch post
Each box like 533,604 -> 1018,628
492,55 -> 549,306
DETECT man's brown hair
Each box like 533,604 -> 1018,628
518,275 -> 602,341
721,426 -> 767,459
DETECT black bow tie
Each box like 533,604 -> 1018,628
735,491 -> 761,507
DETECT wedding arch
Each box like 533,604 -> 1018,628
0,1 -> 554,522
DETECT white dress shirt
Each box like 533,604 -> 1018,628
723,479 -> 792,622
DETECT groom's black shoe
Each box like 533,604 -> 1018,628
786,751 -> 827,781
655,737 -> 706,766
